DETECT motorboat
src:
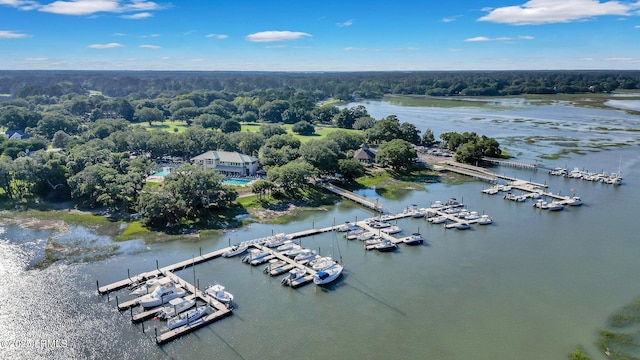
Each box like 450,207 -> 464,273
157,296 -> 196,319
263,259 -> 288,274
428,216 -> 448,224
222,244 -> 248,258
565,196 -> 583,206
129,275 -> 165,296
204,284 -> 234,304
241,248 -> 270,264
281,267 -> 307,286
293,249 -> 317,264
356,231 -> 376,241
281,244 -> 303,257
337,222 -> 358,232
345,229 -> 365,240
264,233 -> 288,248
429,200 -> 444,209
445,198 -> 464,208
309,256 -> 335,271
276,240 -> 296,252
138,279 -> 186,308
375,239 -> 397,252
464,211 -> 480,221
403,233 -> 424,245
547,201 -> 564,211
456,209 -> 470,218
166,305 -> 208,330
454,222 -> 471,230
364,236 -> 382,247
313,263 -> 343,285
482,187 -> 499,195
477,214 -> 493,225
380,225 -> 402,234
370,221 -> 392,229
533,200 -> 549,209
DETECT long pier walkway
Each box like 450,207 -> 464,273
320,182 -> 390,213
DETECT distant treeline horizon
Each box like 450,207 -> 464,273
1,69 -> 639,101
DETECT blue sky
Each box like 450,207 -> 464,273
1,0 -> 640,71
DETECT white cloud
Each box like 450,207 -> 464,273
478,0 -> 636,25
442,15 -> 462,23
25,57 -> 48,61
112,32 -> 127,36
246,30 -> 311,42
37,0 -> 164,16
0,30 -> 29,38
206,34 -> 228,39
605,57 -> 634,61
465,35 -> 534,42
139,44 -> 160,49
266,45 -> 287,48
337,19 -> 353,27
88,42 -> 124,48
120,12 -> 152,19
635,25 -> 640,28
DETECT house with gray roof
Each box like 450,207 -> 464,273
191,150 -> 259,177
353,143 -> 376,165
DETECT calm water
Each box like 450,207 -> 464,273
1,99 -> 639,360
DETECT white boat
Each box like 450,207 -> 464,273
403,233 -> 424,245
241,248 -> 270,263
356,231 -> 376,241
566,196 -> 583,206
482,187 -> 499,195
276,240 -> 296,252
429,216 -> 448,224
455,222 -> 470,230
204,284 -> 234,304
264,233 -> 288,248
313,263 -> 343,285
281,267 -> 307,286
364,236 -> 382,246
157,297 -> 196,319
310,256 -> 336,271
445,198 -> 464,208
293,249 -> 317,264
477,214 -> 493,225
430,200 -> 444,209
380,225 -> 402,234
533,200 -> 549,209
547,201 -> 564,211
337,222 -> 358,232
129,275 -> 165,296
375,239 -> 397,252
222,244 -> 248,258
281,244 -> 303,257
166,305 -> 208,330
463,211 -> 479,220
138,279 -> 186,308
370,221 -> 392,229
263,259 -> 287,274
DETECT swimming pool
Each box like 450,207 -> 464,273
153,170 -> 170,177
223,178 -> 252,186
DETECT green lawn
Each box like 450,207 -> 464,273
136,120 -> 190,133
241,123 -> 361,143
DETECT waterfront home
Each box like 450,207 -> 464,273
353,143 -> 376,165
191,150 -> 259,177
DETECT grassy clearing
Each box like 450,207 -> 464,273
385,95 -> 486,108
138,120 -> 189,133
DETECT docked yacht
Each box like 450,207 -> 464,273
204,284 -> 234,304
263,259 -> 288,274
547,201 -> 564,211
380,225 -> 402,234
166,305 -> 208,330
281,267 -> 307,286
264,233 -> 289,248
138,279 -> 186,308
222,244 -> 248,258
375,239 -> 397,252
477,214 -> 493,225
313,263 -> 343,285
565,196 -> 583,206
403,233 -> 424,245
454,222 -> 471,230
294,249 -> 318,264
129,275 -> 165,296
157,297 -> 196,319
309,256 -> 335,271
241,248 -> 270,264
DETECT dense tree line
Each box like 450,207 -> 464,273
1,70 -> 639,102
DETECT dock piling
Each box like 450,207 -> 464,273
156,260 -> 159,271
96,280 -> 99,294
116,295 -> 119,308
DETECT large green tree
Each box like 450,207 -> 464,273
375,139 -> 417,169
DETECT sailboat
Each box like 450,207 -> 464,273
313,225 -> 343,286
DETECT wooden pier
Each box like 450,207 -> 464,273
320,182 -> 388,213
